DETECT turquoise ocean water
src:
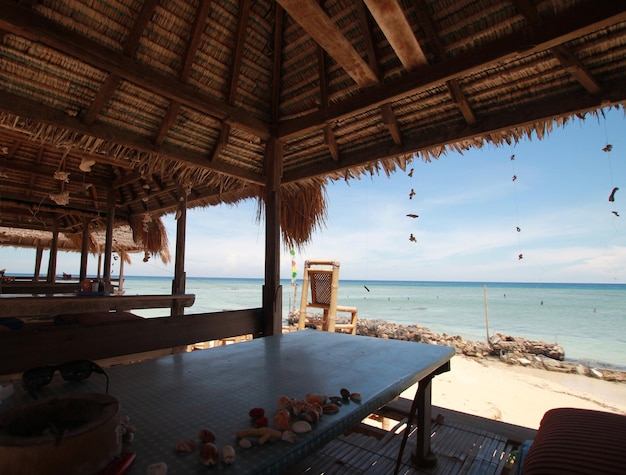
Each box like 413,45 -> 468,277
122,276 -> 626,370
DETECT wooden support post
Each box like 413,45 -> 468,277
80,217 -> 90,283
34,245 -> 43,282
47,218 -> 59,283
103,190 -> 115,290
171,191 -> 188,318
263,137 -> 283,337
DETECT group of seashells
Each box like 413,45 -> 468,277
236,388 -> 361,447
174,428 -> 236,467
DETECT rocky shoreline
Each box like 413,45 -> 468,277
287,314 -> 626,383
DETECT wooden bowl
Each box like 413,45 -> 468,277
0,393 -> 121,475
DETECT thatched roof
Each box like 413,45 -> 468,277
1,0 -> 625,247
0,218 -> 171,264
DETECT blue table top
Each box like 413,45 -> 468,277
3,330 -> 454,474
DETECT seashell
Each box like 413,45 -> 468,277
146,462 -> 168,475
305,393 -> 327,405
199,443 -> 219,466
340,388 -> 351,399
255,416 -> 269,427
300,409 -> 320,424
175,439 -> 196,452
281,430 -> 298,443
198,428 -> 216,443
273,409 -> 292,431
322,403 -> 340,414
329,396 -> 343,405
238,438 -> 253,449
249,407 -> 265,419
221,445 -> 236,464
292,420 -> 312,433
350,393 -> 362,403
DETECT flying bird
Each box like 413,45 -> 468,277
409,234 -> 417,242
609,187 -> 618,202
409,189 -> 416,199
612,211 -> 620,217
406,214 -> 419,218
408,168 -> 414,177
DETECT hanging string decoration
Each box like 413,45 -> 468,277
510,154 -> 523,260
602,122 -> 619,217
406,164 -> 419,243
290,248 -> 297,287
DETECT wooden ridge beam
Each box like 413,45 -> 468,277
277,0 -> 378,88
277,1 -> 626,139
364,0 -> 428,71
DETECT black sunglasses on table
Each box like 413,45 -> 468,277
22,360 -> 109,397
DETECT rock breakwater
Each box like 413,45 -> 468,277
286,314 -> 625,383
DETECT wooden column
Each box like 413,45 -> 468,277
103,190 -> 115,290
262,137 -> 283,337
46,218 -> 59,283
171,192 -> 188,317
34,245 -> 43,282
79,217 -> 90,282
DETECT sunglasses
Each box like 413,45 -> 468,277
22,360 -> 109,396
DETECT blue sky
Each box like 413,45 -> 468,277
3,108 -> 625,283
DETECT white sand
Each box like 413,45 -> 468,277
401,355 -> 626,430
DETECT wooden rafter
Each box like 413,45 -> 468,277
512,0 -> 602,95
415,0 -> 476,125
278,2 -> 626,139
364,0 -> 428,71
271,4 -> 285,124
154,0 -> 213,145
356,0 -> 381,80
380,103 -> 402,145
324,124 -> 339,161
276,0 -> 378,88
84,0 -> 159,125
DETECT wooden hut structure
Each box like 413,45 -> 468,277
1,0 -> 626,375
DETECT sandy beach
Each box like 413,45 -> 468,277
401,355 -> 626,430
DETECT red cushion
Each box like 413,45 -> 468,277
522,407 -> 626,474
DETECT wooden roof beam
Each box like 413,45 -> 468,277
276,0 -> 379,88
363,0 -> 428,71
0,0 -> 270,140
278,1 -> 626,139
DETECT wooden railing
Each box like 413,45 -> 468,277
0,294 -> 196,318
0,308 -> 265,375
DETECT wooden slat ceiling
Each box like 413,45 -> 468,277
0,0 -> 625,241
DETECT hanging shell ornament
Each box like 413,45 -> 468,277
53,171 -> 70,183
79,157 -> 96,172
49,191 -> 70,205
